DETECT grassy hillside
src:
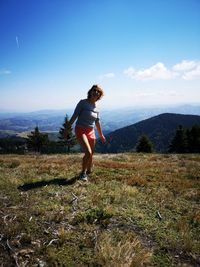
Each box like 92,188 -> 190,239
0,153 -> 199,266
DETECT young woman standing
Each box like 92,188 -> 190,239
66,85 -> 106,181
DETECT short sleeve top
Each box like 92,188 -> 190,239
73,99 -> 100,128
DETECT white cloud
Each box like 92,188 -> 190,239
104,72 -> 115,78
133,90 -> 181,98
124,62 -> 177,81
98,72 -> 115,80
124,60 -> 200,81
123,67 -> 136,78
0,69 -> 11,75
173,60 -> 200,80
16,36 -> 19,48
134,92 -> 155,97
182,65 -> 200,80
172,60 -> 197,71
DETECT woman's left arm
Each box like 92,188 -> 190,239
95,120 -> 106,143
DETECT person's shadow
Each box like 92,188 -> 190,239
17,176 -> 78,191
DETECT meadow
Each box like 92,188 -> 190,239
0,153 -> 199,266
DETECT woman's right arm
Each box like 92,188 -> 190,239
64,100 -> 82,137
68,113 -> 77,128
64,114 -> 77,138
68,100 -> 82,126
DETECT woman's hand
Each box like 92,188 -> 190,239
100,134 -> 106,143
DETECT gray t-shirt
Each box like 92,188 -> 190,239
73,99 -> 100,128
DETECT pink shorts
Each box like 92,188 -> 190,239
75,125 -> 96,140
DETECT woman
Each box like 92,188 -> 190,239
66,85 -> 106,181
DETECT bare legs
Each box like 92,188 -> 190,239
77,134 -> 95,173
87,138 -> 95,172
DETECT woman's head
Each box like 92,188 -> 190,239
87,85 -> 104,101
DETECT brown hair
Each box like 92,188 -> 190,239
87,85 -> 104,101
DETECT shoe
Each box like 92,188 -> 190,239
86,170 -> 92,175
79,172 -> 88,181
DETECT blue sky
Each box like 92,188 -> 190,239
0,0 -> 200,111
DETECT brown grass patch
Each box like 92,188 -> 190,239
96,231 -> 152,267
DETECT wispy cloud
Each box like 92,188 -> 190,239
182,64 -> 200,80
172,60 -> 197,71
172,60 -> 200,80
124,60 -> 200,81
0,69 -> 11,75
16,36 -> 19,48
98,72 -> 115,80
133,90 -> 181,98
123,67 -> 135,78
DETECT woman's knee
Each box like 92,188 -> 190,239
84,149 -> 92,158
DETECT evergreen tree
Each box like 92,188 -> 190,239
27,126 -> 49,153
136,135 -> 153,153
187,125 -> 200,153
0,137 -> 26,154
59,115 -> 77,153
168,125 -> 188,153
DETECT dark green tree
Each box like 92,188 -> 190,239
168,125 -> 188,153
187,124 -> 200,153
59,115 -> 77,153
136,135 -> 153,153
0,137 -> 27,154
27,126 -> 49,153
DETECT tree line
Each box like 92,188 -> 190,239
0,116 -> 77,154
168,124 -> 200,153
0,120 -> 200,154
135,124 -> 200,153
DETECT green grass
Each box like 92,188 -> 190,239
0,153 -> 200,266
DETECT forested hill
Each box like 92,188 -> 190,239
96,113 -> 200,153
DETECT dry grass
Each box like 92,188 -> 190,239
0,153 -> 200,266
96,230 -> 152,267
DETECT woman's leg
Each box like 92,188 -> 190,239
77,134 -> 93,173
87,138 -> 96,173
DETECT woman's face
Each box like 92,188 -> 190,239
91,89 -> 101,100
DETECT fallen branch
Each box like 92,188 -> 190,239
157,211 -> 162,220
46,238 -> 58,247
6,239 -> 15,253
6,239 -> 20,267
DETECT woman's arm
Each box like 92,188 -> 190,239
95,120 -> 106,143
68,113 -> 77,127
64,113 -> 78,138
64,101 -> 83,137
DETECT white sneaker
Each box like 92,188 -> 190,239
79,172 -> 88,181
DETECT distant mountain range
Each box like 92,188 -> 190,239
0,104 -> 200,139
96,113 -> 200,153
1,109 -> 200,153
